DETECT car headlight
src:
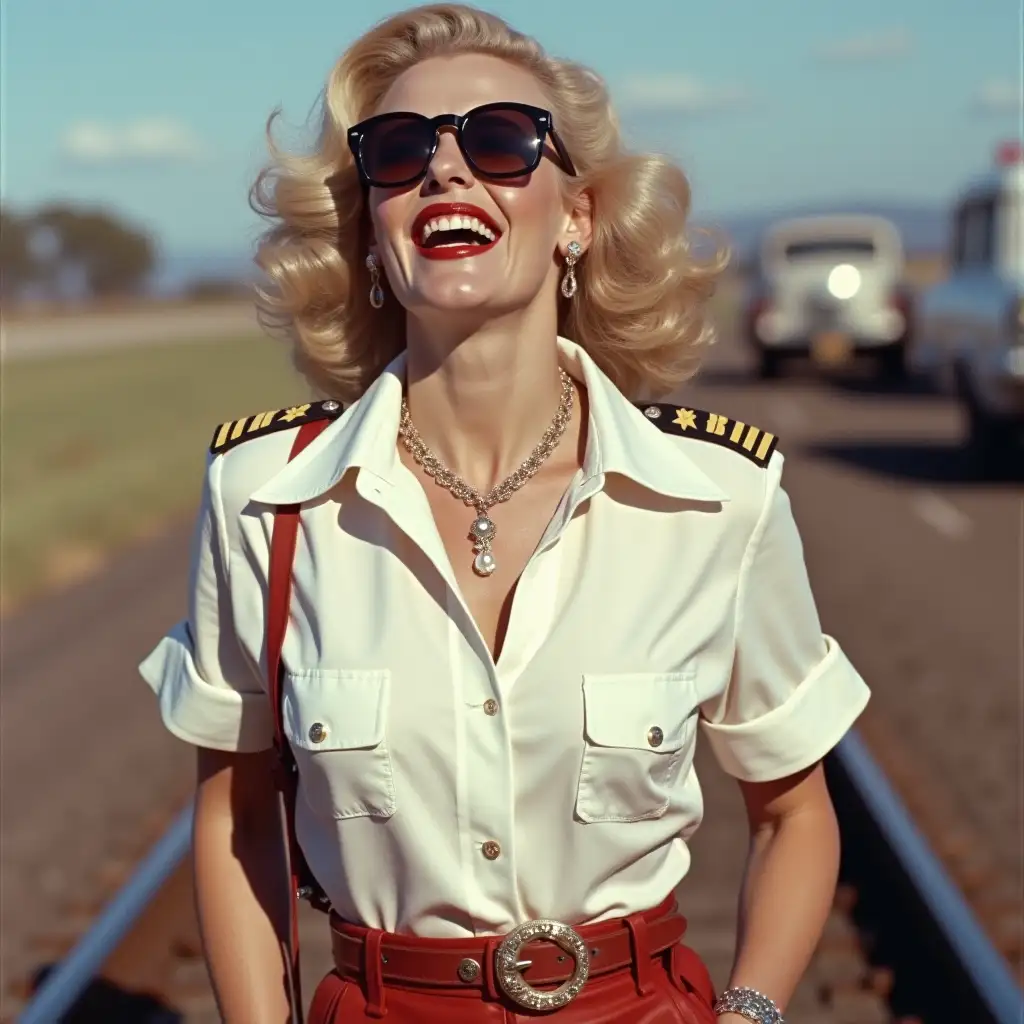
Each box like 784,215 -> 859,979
827,264 -> 861,300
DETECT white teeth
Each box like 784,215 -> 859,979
417,213 -> 499,245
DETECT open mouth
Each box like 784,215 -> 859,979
421,216 -> 497,248
411,203 -> 502,260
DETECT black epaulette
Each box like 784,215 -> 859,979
209,399 -> 343,455
636,402 -> 779,467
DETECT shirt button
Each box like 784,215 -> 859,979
483,699 -> 499,716
309,722 -> 328,744
481,840 -> 501,860
647,726 -> 664,748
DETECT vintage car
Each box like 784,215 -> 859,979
743,214 -> 913,379
913,142 -> 1024,472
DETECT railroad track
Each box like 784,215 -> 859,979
12,731 -> 1021,1024
823,734 -> 1021,1024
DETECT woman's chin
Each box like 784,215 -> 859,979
405,278 -> 522,316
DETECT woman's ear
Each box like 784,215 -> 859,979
560,187 -> 594,256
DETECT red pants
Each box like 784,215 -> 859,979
308,897 -> 716,1023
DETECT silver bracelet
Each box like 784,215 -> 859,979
713,985 -> 785,1023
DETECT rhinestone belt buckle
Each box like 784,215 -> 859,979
494,919 -> 590,1012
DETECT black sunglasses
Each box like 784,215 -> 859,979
347,101 -> 577,188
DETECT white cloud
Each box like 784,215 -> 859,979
617,73 -> 751,115
61,118 -> 206,166
814,28 -> 912,64
973,79 -> 1022,114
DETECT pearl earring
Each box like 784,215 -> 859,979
366,253 -> 385,308
561,241 -> 582,299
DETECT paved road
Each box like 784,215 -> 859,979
0,302 -> 260,361
0,529 -> 197,1019
2,328 -> 1020,1020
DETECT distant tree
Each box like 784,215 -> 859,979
183,277 -> 252,302
31,205 -> 156,298
0,207 -> 39,299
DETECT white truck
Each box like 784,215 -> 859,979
743,214 -> 913,380
913,144 -> 1024,473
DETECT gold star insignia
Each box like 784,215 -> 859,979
279,404 -> 312,423
672,408 -> 697,431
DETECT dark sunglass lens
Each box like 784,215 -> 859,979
361,116 -> 433,184
463,108 -> 541,175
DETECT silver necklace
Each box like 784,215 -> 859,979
398,369 -> 575,577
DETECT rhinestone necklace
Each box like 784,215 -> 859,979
398,369 -> 575,577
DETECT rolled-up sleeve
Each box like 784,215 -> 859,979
700,456 -> 870,782
138,453 -> 273,752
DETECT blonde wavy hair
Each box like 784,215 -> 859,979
250,3 -> 728,402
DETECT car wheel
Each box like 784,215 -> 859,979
758,349 -> 782,379
879,342 -> 907,382
965,398 -> 1015,479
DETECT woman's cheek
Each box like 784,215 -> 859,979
495,178 -> 562,244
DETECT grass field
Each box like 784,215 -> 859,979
1,331 -> 306,610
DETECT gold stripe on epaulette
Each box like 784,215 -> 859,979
706,412 -> 727,435
212,421 -> 232,450
248,410 -> 277,432
755,431 -> 776,460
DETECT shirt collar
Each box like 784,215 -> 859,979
559,337 -> 729,503
249,337 -> 729,505
248,356 -> 406,505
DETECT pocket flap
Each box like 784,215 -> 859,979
582,671 -> 696,751
283,669 -> 389,752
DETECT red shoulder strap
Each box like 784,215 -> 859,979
266,417 -> 332,1023
268,416 -> 329,753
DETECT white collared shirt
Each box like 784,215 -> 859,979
139,337 -> 869,936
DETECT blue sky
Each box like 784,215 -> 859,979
2,0 -> 1021,256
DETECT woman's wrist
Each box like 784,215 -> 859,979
713,985 -> 786,1022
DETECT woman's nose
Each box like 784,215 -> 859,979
422,129 -> 474,191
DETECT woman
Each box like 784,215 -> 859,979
140,4 -> 870,1022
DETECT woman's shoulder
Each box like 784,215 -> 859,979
202,399 -> 345,513
634,400 -> 785,510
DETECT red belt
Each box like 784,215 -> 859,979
329,895 -> 686,1010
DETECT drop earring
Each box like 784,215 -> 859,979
560,241 -> 582,299
366,253 -> 385,308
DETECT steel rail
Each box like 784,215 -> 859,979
831,731 -> 1022,1023
16,803 -> 194,1024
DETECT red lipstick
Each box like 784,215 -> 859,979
411,202 -> 502,261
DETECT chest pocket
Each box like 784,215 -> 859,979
282,669 -> 396,820
576,669 -> 699,823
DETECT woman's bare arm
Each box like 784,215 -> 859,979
720,762 -> 841,1020
193,747 -> 292,1023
